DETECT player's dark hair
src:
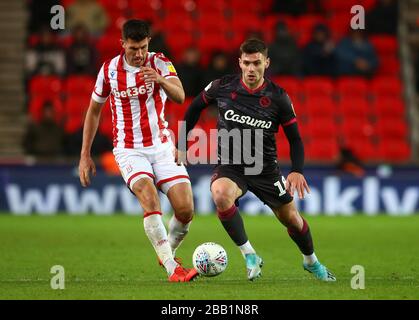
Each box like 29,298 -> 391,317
239,38 -> 268,57
122,19 -> 150,41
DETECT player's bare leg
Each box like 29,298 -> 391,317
272,201 -> 336,282
132,178 -> 192,281
211,178 -> 263,280
166,182 -> 194,257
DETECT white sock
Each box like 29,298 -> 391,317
239,240 -> 256,258
168,215 -> 191,257
303,253 -> 318,266
143,214 -> 178,275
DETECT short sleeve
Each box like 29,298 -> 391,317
277,92 -> 297,126
154,53 -> 178,79
92,63 -> 111,103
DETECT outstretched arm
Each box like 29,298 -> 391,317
79,99 -> 104,187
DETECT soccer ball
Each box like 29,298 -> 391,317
192,242 -> 228,277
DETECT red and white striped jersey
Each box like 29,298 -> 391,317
92,51 -> 178,149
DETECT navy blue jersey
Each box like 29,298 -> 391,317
203,74 -> 297,166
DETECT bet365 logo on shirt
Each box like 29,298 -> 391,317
112,83 -> 153,98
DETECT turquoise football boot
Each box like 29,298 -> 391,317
245,253 -> 264,281
303,261 -> 336,282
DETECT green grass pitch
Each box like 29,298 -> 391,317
0,214 -> 418,300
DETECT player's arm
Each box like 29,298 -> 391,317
79,99 -> 104,187
282,122 -> 310,199
141,53 -> 185,103
141,68 -> 185,104
278,93 -> 310,199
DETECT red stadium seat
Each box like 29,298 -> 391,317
99,102 -> 113,139
304,96 -> 336,119
301,77 -> 334,99
28,96 -> 64,123
376,55 -> 400,76
230,0 -> 262,13
344,139 -> 378,161
376,118 -> 409,139
29,75 -> 63,97
327,13 -> 351,40
306,118 -> 338,139
65,75 -> 96,97
370,35 -> 398,57
377,139 -> 411,162
64,96 -> 90,117
230,13 -> 262,34
96,32 -> 121,61
305,138 -> 339,161
337,98 -> 371,119
370,76 -> 403,99
373,97 -> 405,119
197,32 -> 230,53
271,76 -> 302,102
340,118 -> 375,141
336,77 -> 368,100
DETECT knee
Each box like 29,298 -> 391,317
132,181 -> 159,209
212,188 -> 235,211
173,201 -> 194,221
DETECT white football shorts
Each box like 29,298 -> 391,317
113,143 -> 190,194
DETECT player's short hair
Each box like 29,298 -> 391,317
122,19 -> 150,41
239,38 -> 268,57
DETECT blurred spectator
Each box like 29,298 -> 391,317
366,0 -> 399,35
336,145 -> 365,177
302,23 -> 336,76
267,22 -> 301,76
204,51 -> 234,84
66,0 -> 109,36
23,102 -> 64,156
148,27 -> 172,58
66,24 -> 98,75
176,47 -> 204,96
26,26 -> 66,77
335,29 -> 378,77
272,0 -> 308,15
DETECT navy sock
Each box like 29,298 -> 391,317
217,205 -> 248,246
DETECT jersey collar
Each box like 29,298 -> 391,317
240,78 -> 267,94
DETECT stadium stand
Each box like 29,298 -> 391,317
20,0 -> 414,164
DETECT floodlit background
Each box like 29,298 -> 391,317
0,0 -> 418,299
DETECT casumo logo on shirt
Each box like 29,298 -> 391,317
112,83 -> 153,98
224,110 -> 272,129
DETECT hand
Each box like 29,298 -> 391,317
79,155 -> 96,187
355,58 -> 370,71
173,147 -> 187,166
140,67 -> 164,84
286,172 -> 310,200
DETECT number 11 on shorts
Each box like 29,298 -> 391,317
274,176 -> 287,196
